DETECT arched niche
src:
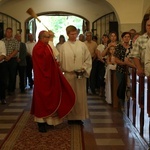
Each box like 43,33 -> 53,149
92,12 -> 118,43
0,12 -> 21,39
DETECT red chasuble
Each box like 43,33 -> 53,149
31,41 -> 75,118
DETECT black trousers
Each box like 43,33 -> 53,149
116,71 -> 126,100
18,66 -> 26,92
96,60 -> 105,89
26,55 -> 33,87
0,61 -> 7,99
6,58 -> 18,93
88,58 -> 97,93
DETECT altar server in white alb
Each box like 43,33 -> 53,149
59,25 -> 92,125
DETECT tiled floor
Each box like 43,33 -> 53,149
0,89 -> 148,150
0,89 -> 32,146
83,95 -> 147,150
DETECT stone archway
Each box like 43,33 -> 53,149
25,11 -> 90,43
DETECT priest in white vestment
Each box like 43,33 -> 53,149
59,25 -> 92,124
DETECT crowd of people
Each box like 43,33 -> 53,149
0,19 -> 150,132
0,28 -> 35,103
0,28 -> 36,104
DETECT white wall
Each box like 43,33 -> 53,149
107,0 -> 150,32
0,0 -> 112,29
0,0 -> 112,40
0,0 -> 150,40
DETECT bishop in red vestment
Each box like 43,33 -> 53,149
31,30 -> 75,132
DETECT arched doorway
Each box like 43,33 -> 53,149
0,12 -> 21,39
25,11 -> 89,45
92,12 -> 118,43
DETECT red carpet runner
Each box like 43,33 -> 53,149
0,111 -> 83,150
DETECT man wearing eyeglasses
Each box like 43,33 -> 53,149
31,30 -> 75,132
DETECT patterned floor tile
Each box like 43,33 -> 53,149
93,127 -> 118,133
8,103 -> 27,107
3,109 -> 23,113
0,116 -> 18,120
96,139 -> 124,145
91,119 -> 113,123
89,112 -> 110,116
0,124 -> 13,129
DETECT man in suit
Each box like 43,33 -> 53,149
15,33 -> 27,93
